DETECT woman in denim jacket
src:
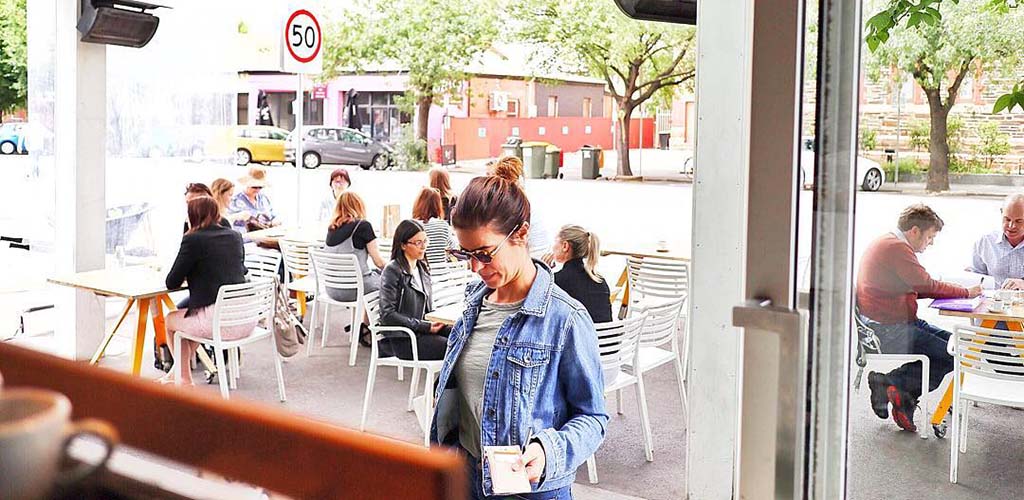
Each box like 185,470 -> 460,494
430,170 -> 608,499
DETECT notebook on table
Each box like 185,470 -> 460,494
929,296 -> 983,312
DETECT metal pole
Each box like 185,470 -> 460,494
295,72 -> 303,222
638,107 -> 643,177
895,73 -> 902,185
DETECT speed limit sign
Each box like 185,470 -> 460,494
281,5 -> 322,74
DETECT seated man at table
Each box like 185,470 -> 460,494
858,204 -> 981,432
970,193 -> 1024,289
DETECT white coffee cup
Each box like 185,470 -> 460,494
656,240 -> 669,252
990,298 -> 1006,313
0,388 -> 118,500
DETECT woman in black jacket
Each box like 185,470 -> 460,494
551,224 -> 613,324
378,219 -> 451,360
162,197 -> 252,385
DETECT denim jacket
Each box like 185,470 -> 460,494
430,261 -> 608,495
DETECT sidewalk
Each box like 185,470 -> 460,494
879,182 -> 1024,198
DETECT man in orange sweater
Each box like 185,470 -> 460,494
857,204 -> 981,432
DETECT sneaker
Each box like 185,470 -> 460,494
867,372 -> 889,419
886,385 -> 918,433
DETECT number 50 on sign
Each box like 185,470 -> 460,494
281,4 -> 323,74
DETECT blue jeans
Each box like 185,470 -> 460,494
463,451 -> 572,500
867,318 -> 952,399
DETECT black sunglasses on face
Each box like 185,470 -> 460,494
447,224 -> 520,264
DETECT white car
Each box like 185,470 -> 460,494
800,137 -> 885,192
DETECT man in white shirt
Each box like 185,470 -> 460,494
971,194 -> 1024,289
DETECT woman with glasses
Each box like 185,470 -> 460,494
378,219 -> 451,360
228,167 -> 278,235
318,168 -> 352,222
431,168 -> 607,499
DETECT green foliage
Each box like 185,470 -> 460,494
949,156 -> 991,173
909,120 -> 930,151
947,115 -> 965,156
394,125 -> 429,171
860,128 -> 878,151
883,157 -> 924,178
993,80 -> 1024,113
975,121 -> 1010,168
0,0 -> 27,114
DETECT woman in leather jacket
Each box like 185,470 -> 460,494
378,219 -> 451,360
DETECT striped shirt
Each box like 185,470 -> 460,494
422,217 -> 454,267
971,231 -> 1024,285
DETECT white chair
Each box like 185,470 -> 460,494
244,248 -> 282,283
949,325 -> 1024,483
359,291 -> 443,447
172,280 -> 285,401
851,309 -> 931,439
279,239 -> 318,319
586,314 -> 652,484
626,256 -> 689,305
431,260 -> 469,277
622,297 -> 688,441
309,250 -> 364,366
430,268 -> 478,310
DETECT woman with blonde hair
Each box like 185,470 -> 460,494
324,191 -> 387,303
428,166 -> 457,222
551,225 -> 612,323
210,178 -> 249,226
486,155 -> 552,256
412,186 -> 454,266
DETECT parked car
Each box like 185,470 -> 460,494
286,126 -> 394,170
799,137 -> 885,192
0,122 -> 29,155
232,125 -> 290,165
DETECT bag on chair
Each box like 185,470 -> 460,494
271,280 -> 307,357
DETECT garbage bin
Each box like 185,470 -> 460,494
544,145 -> 562,179
521,141 -> 548,179
501,136 -> 523,160
580,145 -> 603,180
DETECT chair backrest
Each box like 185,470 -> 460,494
376,238 -> 392,260
626,256 -> 688,301
364,291 -> 382,327
244,248 -> 282,283
634,296 -> 685,349
953,326 -> 1024,382
431,269 -> 479,309
310,250 -> 363,300
279,239 -> 313,280
853,307 -> 881,362
594,315 -> 646,374
212,280 -> 275,342
432,260 -> 469,277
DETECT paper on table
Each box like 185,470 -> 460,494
484,446 -> 532,495
935,270 -> 997,290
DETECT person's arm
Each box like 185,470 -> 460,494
263,194 -> 279,224
366,239 -> 387,270
529,309 -> 609,487
378,265 -> 430,334
165,235 -> 199,289
890,245 -> 969,299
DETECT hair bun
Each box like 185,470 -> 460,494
489,156 -> 525,184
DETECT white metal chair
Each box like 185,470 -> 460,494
430,267 -> 478,310
949,325 -> 1024,483
172,280 -> 285,401
359,291 -> 443,447
431,260 -> 469,277
279,238 -> 317,319
626,256 -> 689,305
244,248 -> 282,283
852,309 -> 931,439
309,250 -> 364,365
586,314 -> 652,484
622,297 -> 688,441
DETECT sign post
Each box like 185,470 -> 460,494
281,3 -> 322,222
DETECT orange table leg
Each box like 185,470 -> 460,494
610,267 -> 630,320
161,294 -> 176,311
90,298 -> 135,365
130,298 -> 152,376
152,296 -> 169,348
931,318 -> 1022,425
298,292 -> 307,318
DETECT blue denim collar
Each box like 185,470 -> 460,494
465,260 -> 553,317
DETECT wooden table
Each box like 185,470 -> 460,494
425,304 -> 466,326
934,298 -> 1024,431
246,223 -> 326,245
48,267 -> 182,375
601,246 -> 689,318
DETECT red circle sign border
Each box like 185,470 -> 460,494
285,9 -> 322,64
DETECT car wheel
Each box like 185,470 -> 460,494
683,156 -> 694,174
0,141 -> 15,155
235,149 -> 251,166
861,168 -> 883,192
371,153 -> 388,170
302,151 -> 321,169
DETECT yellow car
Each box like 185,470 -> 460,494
232,125 -> 290,165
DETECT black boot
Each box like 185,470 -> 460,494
358,324 -> 372,347
867,372 -> 890,419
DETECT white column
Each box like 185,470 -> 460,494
52,1 -> 107,360
686,0 -> 753,497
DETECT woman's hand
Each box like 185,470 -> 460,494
430,322 -> 446,334
512,442 -> 545,484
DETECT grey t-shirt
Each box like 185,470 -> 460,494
455,296 -> 524,458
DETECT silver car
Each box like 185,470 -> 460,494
285,126 -> 394,170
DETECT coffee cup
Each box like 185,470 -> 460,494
0,388 -> 118,500
990,298 -> 1005,313
656,240 -> 669,252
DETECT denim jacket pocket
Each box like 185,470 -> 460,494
506,345 -> 552,430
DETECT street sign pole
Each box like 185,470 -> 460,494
281,2 -> 322,223
295,72 -> 303,221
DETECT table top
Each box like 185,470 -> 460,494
938,298 -> 1024,323
425,304 -> 466,326
246,223 -> 327,244
48,266 -> 181,299
601,246 -> 689,262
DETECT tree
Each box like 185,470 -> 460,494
0,0 -> 27,116
322,0 -> 499,142
864,0 -> 1024,191
975,121 -> 1010,169
513,0 -> 695,177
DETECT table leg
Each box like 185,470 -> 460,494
610,267 -> 631,320
298,292 -> 307,318
130,298 -> 152,376
160,294 -> 175,311
152,296 -> 168,348
89,298 -> 135,365
931,318 -> 1022,425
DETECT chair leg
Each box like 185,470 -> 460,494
306,301 -> 318,357
321,302 -> 331,348
213,345 -> 230,400
635,376 -> 654,462
308,298 -> 318,340
616,389 -> 623,415
949,390 -> 961,483
959,402 -> 970,453
360,358 -> 379,432
853,366 -> 865,393
398,366 -> 405,381
172,335 -> 183,387
348,302 -> 362,367
407,367 -> 421,412
270,337 -> 287,402
674,356 -> 688,418
228,348 -> 240,389
586,455 -> 598,484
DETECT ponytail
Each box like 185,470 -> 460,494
557,225 -> 604,283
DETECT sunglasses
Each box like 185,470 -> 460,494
447,224 -> 520,264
